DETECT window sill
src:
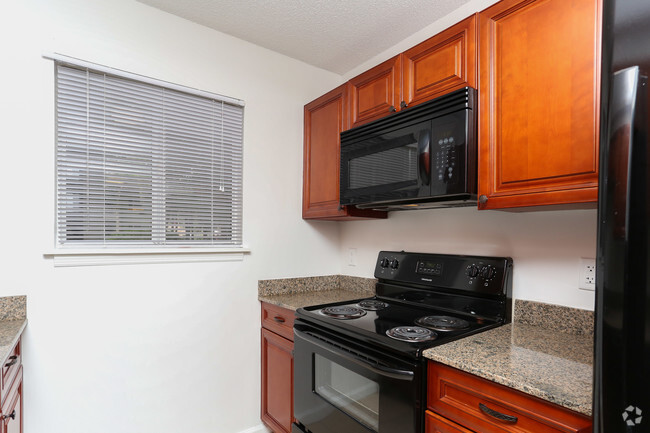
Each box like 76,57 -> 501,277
43,247 -> 251,267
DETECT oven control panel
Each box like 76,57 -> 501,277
375,251 -> 512,296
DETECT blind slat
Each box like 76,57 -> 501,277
56,63 -> 244,247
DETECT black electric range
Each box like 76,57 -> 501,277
292,251 -> 513,433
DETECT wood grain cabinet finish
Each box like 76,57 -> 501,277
348,55 -> 402,128
427,362 -> 592,433
261,303 -> 295,433
426,410 -> 474,433
402,14 -> 477,109
1,368 -> 21,433
0,338 -> 22,433
477,0 -> 602,210
303,85 -> 386,220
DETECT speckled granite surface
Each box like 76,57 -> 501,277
0,296 -> 26,321
515,299 -> 594,336
0,297 -> 27,367
258,275 -> 375,297
258,275 -> 375,310
424,300 -> 594,416
259,289 -> 371,311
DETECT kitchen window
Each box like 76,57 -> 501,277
53,60 -> 244,262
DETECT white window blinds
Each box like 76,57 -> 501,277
55,63 -> 244,248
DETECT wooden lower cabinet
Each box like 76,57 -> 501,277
1,337 -> 22,433
261,303 -> 294,433
426,410 -> 474,433
1,369 -> 21,433
427,361 -> 592,433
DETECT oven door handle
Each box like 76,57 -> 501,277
294,329 -> 415,381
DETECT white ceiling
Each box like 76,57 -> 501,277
136,0 -> 473,75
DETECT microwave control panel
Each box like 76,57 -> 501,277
429,109 -> 473,195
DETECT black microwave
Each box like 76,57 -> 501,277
340,87 -> 477,210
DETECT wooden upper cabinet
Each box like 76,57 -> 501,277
348,55 -> 402,128
303,85 -> 386,220
477,0 -> 601,210
403,14 -> 477,109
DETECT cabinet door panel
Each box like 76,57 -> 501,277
1,369 -> 22,433
303,86 -> 386,220
403,14 -> 477,108
261,328 -> 293,433
303,85 -> 348,219
478,0 -> 601,209
348,56 -> 401,128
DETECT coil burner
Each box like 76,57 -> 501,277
357,299 -> 389,311
319,306 -> 367,319
415,315 -> 470,332
386,326 -> 438,343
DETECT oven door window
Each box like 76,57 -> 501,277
314,354 -> 380,431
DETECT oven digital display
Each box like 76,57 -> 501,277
416,260 -> 443,276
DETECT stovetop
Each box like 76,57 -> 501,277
295,251 -> 513,359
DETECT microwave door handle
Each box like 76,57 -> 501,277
418,130 -> 431,185
294,329 -> 414,381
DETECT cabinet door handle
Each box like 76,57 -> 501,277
479,195 -> 489,205
1,410 -> 15,421
4,356 -> 17,368
400,101 -> 408,109
479,403 -> 518,423
273,316 -> 286,323
389,105 -> 397,112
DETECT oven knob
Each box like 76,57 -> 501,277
480,265 -> 496,280
380,258 -> 390,268
466,265 -> 479,278
390,259 -> 399,269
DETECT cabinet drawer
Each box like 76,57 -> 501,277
428,362 -> 592,433
261,303 -> 295,341
1,339 -> 21,404
426,410 -> 473,433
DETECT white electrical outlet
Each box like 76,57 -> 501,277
348,248 -> 357,266
579,258 -> 596,291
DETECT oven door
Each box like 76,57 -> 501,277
293,322 -> 423,433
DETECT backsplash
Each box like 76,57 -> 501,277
258,275 -> 375,296
0,296 -> 26,321
514,299 -> 594,336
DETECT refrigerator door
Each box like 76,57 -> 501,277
595,65 -> 649,431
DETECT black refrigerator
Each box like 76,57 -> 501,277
595,0 -> 650,431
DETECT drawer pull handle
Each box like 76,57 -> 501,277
273,316 -> 286,323
4,356 -> 17,368
479,403 -> 518,423
1,410 -> 15,421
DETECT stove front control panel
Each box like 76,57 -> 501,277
375,251 -> 511,296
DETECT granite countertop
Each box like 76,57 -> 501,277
423,301 -> 594,416
258,275 -> 375,311
0,296 -> 27,366
259,289 -> 371,311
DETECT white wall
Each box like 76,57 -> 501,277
0,1 -> 342,432
339,208 -> 597,311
